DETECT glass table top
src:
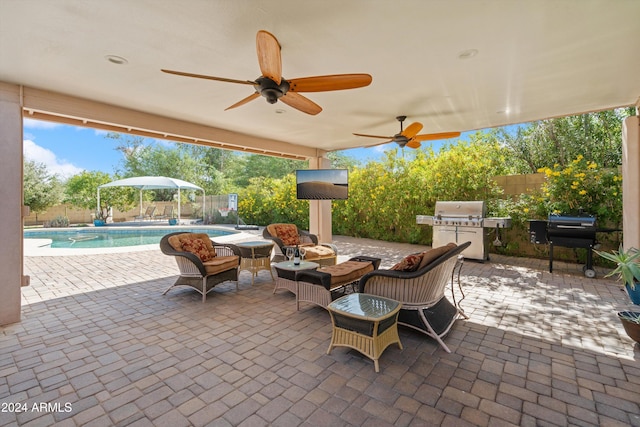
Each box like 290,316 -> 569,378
273,260 -> 319,271
328,293 -> 400,319
236,241 -> 274,248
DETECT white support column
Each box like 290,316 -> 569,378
622,115 -> 640,251
308,156 -> 333,243
0,83 -> 24,325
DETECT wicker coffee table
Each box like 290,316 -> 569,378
237,241 -> 274,285
327,293 -> 402,372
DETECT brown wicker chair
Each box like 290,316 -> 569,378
263,223 -> 337,266
358,241 -> 471,353
160,232 -> 241,302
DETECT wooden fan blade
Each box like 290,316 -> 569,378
414,131 -> 461,142
289,74 -> 372,92
224,92 -> 260,111
406,140 -> 421,149
256,30 -> 282,85
401,122 -> 424,139
353,133 -> 395,139
279,92 -> 322,115
161,69 -> 256,85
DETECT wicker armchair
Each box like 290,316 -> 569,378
358,241 -> 471,353
160,232 -> 241,302
263,223 -> 337,266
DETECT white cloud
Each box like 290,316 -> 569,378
373,143 -> 392,153
23,139 -> 84,179
23,118 -> 62,130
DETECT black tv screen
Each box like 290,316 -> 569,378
296,169 -> 348,200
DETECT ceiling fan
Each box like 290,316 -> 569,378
161,30 -> 372,115
354,116 -> 461,149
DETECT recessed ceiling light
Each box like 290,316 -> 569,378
105,55 -> 128,65
458,49 -> 478,60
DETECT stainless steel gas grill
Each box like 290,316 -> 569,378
416,201 -> 512,261
534,214 -> 598,277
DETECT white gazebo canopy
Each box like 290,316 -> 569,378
97,176 -> 205,222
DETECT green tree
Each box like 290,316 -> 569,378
233,155 -> 306,187
64,171 -> 135,220
180,143 -> 236,195
23,160 -> 63,217
108,132 -> 214,201
500,108 -> 634,173
327,151 -> 360,170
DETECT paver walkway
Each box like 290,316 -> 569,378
1,232 -> 639,426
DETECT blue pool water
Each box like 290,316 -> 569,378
23,227 -> 238,249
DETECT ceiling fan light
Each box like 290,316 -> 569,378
264,90 -> 280,104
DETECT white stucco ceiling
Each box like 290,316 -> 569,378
1,0 -> 639,153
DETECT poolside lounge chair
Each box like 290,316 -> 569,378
160,232 -> 241,302
134,205 -> 156,221
154,205 -> 174,220
263,223 -> 337,266
359,241 -> 471,353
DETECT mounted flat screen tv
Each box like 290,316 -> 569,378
296,169 -> 348,200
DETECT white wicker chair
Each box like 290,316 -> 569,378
358,241 -> 470,353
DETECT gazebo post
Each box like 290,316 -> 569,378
177,188 -> 181,223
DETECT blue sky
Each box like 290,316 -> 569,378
22,118 -> 473,178
23,118 -> 124,178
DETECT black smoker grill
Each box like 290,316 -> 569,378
529,214 -> 597,277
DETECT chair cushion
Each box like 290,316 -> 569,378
168,233 -> 217,260
273,224 -> 301,246
302,245 -> 336,260
391,253 -> 423,271
181,238 -> 214,262
417,242 -> 457,270
318,260 -> 374,287
203,255 -> 239,275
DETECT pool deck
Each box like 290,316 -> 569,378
23,224 -> 255,256
3,227 -> 640,426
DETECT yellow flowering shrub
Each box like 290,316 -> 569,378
527,156 -> 621,227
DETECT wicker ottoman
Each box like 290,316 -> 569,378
294,256 -> 381,310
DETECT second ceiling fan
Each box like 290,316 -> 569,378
354,116 -> 461,149
161,30 -> 372,115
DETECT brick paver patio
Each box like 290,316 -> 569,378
2,231 -> 639,426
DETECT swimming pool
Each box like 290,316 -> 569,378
24,227 -> 239,249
